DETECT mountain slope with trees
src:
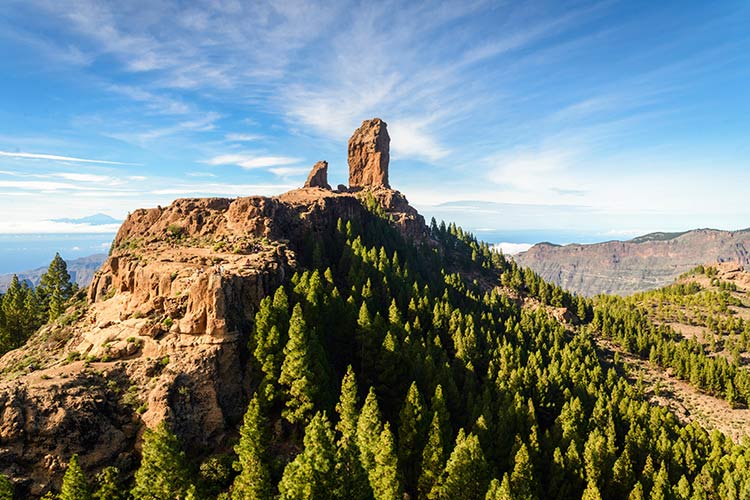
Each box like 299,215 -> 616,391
2,120 -> 750,499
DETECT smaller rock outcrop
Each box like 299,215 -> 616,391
303,161 -> 331,190
348,118 -> 390,189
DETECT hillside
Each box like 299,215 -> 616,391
592,262 -> 750,440
0,253 -> 106,293
514,228 -> 750,296
2,120 -> 750,499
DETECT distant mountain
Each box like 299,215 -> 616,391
50,213 -> 121,225
0,253 -> 107,292
514,228 -> 750,296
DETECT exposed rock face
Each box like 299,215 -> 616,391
348,118 -> 390,189
514,229 -> 750,296
303,161 -> 331,190
0,186 -> 428,497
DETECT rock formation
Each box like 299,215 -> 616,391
0,117 -> 427,495
348,118 -> 390,189
303,161 -> 331,190
514,228 -> 750,296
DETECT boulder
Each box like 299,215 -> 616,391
348,118 -> 390,188
303,161 -> 331,190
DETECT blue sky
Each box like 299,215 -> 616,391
0,0 -> 749,249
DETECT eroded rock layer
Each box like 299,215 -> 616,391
0,187 -> 425,496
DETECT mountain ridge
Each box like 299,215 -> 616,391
515,227 -> 750,296
0,253 -> 107,293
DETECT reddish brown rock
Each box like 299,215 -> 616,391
303,161 -> 331,190
0,118 -> 436,497
348,118 -> 390,188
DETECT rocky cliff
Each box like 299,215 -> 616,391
515,228 -> 750,296
0,119 -> 426,496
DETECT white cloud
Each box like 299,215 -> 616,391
389,120 -> 449,161
0,150 -> 133,165
53,172 -> 111,183
492,242 -> 533,255
106,112 -> 222,144
269,167 -> 310,177
205,154 -> 301,170
0,220 -> 121,234
107,84 -> 191,115
149,183 -> 294,197
225,133 -> 262,142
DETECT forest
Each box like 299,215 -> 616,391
4,214 -> 750,500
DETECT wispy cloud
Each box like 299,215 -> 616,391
2,0 -> 749,240
268,167 -> 310,178
53,172 -> 112,183
225,133 -> 262,142
107,84 -> 191,115
205,154 -> 301,170
0,150 -> 134,165
105,112 -> 222,144
148,183 -> 295,197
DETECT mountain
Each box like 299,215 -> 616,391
2,120 -> 750,499
0,253 -> 107,292
514,228 -> 750,296
51,213 -> 121,226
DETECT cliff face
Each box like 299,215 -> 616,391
514,229 -> 750,296
0,183 -> 425,496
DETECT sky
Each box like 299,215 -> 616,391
1,0 -> 749,258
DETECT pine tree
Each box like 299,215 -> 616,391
0,474 -> 11,500
430,385 -> 452,449
1,276 -> 35,350
278,412 -> 337,500
253,287 -> 290,404
430,431 -> 489,500
334,366 -> 371,500
581,481 -> 602,500
93,466 -> 123,500
37,253 -> 75,321
370,423 -> 402,500
509,442 -> 537,500
279,303 -> 320,424
674,475 -> 691,499
60,454 -> 91,500
485,477 -> 512,500
627,482 -> 644,500
398,381 -> 425,494
418,413 -> 446,498
355,388 -> 404,500
357,388 -> 385,473
231,395 -> 272,500
131,422 -> 190,500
